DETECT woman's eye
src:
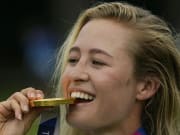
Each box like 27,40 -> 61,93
68,58 -> 78,64
92,60 -> 105,66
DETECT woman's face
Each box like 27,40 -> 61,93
61,19 -> 142,132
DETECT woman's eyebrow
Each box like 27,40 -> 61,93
89,48 -> 113,58
69,46 -> 80,53
69,47 -> 113,58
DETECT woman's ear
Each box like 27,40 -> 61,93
136,76 -> 160,100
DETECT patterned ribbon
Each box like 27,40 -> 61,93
133,127 -> 147,135
38,117 -> 57,135
37,107 -> 60,135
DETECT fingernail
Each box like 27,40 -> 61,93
37,93 -> 43,99
23,105 -> 29,112
17,113 -> 22,120
30,93 -> 35,98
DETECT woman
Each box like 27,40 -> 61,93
0,2 -> 180,135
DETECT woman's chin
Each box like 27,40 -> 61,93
66,114 -> 95,131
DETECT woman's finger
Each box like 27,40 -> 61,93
8,92 -> 29,113
10,99 -> 23,120
0,101 -> 12,121
34,89 -> 45,99
1,99 -> 22,120
21,87 -> 44,100
21,87 -> 36,98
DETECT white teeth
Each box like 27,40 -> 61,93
70,91 -> 95,100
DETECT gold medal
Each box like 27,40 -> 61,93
30,98 -> 75,107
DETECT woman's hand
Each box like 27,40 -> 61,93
0,87 -> 45,135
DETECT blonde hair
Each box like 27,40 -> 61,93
53,2 -> 180,135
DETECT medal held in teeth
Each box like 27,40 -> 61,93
30,98 -> 75,107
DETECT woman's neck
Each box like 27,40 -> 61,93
86,103 -> 142,135
87,122 -> 141,135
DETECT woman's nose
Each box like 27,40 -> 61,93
70,63 -> 89,82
